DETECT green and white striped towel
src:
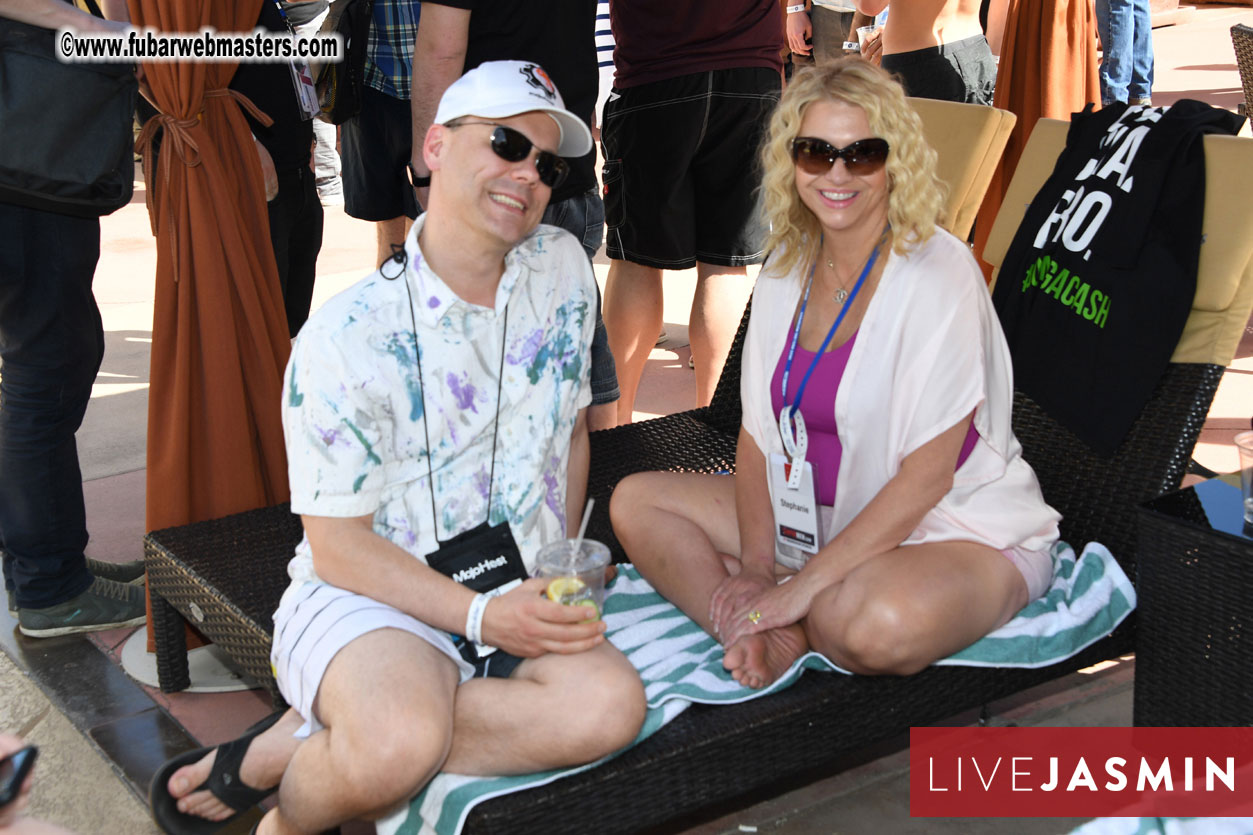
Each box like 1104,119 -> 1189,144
379,540 -> 1135,835
1070,818 -> 1253,834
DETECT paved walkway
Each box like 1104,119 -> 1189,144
2,8 -> 1251,832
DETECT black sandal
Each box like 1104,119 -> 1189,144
149,710 -> 285,834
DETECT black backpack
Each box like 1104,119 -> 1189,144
316,0 -> 374,125
0,0 -> 136,217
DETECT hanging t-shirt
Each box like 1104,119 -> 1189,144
992,100 -> 1243,456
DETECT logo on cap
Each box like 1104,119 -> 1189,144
520,63 -> 557,102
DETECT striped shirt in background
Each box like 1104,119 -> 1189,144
595,0 -> 615,128
364,0 -> 420,100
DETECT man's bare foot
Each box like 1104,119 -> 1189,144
169,709 -> 303,821
722,624 -> 808,689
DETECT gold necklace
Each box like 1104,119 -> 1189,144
824,257 -> 850,304
822,226 -> 890,306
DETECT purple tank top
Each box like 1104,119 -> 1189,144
771,323 -> 980,505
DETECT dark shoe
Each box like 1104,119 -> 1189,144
87,557 -> 146,585
6,558 -> 144,616
149,710 -> 285,835
17,577 -> 146,637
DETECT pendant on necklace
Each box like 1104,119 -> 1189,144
834,287 -> 848,305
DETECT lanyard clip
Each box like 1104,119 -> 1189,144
777,406 -> 808,490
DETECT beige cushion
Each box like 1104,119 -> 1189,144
985,117 -> 1253,367
908,97 -> 1016,240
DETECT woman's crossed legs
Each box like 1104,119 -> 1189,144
611,471 -> 1029,687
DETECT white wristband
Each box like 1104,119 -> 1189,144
786,3 -> 807,12
465,593 -> 489,645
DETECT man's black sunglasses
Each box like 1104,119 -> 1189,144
449,121 -> 570,189
790,136 -> 890,176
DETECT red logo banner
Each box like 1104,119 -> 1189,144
910,727 -> 1253,817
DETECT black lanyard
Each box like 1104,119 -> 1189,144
385,249 -> 509,538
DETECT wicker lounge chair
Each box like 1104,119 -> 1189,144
144,119 -> 1253,833
1233,24 -> 1253,117
908,96 -> 1015,240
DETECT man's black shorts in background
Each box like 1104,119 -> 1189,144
881,34 -> 997,106
601,67 -> 780,270
342,86 -> 420,222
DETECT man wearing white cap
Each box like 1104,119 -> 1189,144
408,1 -> 622,432
147,61 -> 645,835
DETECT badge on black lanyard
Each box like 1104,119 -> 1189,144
390,249 -> 526,663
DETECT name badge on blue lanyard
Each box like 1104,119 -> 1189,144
772,235 -> 885,551
768,452 -> 822,553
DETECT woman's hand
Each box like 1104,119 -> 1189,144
709,568 -> 774,640
720,574 -> 816,649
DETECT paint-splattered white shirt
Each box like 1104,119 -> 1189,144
280,216 -> 594,590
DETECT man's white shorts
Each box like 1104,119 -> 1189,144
270,582 -> 475,738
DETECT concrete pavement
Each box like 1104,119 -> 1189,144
0,651 -> 158,835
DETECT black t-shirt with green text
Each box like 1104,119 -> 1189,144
993,101 -> 1243,455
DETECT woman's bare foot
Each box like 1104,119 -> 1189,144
169,709 -> 304,821
722,624 -> 809,689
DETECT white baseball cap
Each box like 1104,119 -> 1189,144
434,60 -> 593,158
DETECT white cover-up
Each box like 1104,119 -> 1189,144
741,227 -> 1060,559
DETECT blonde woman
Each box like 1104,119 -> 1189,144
610,60 -> 1059,689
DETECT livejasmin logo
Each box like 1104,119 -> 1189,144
909,727 -> 1253,817
928,753 -> 1235,794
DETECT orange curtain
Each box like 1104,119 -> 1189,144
129,0 -> 291,645
973,0 -> 1102,279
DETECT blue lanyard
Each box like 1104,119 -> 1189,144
780,236 -> 885,422
272,0 -> 296,35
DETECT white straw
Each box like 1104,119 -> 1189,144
573,498 -> 595,553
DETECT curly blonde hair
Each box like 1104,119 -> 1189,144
759,58 -> 946,276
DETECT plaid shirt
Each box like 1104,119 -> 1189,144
364,0 -> 421,99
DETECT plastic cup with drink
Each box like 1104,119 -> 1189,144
856,23 -> 880,50
535,500 -> 610,618
1235,430 -> 1253,524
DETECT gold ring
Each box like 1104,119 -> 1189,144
748,610 -> 762,625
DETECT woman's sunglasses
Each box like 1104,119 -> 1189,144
449,121 -> 570,189
790,137 -> 890,177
